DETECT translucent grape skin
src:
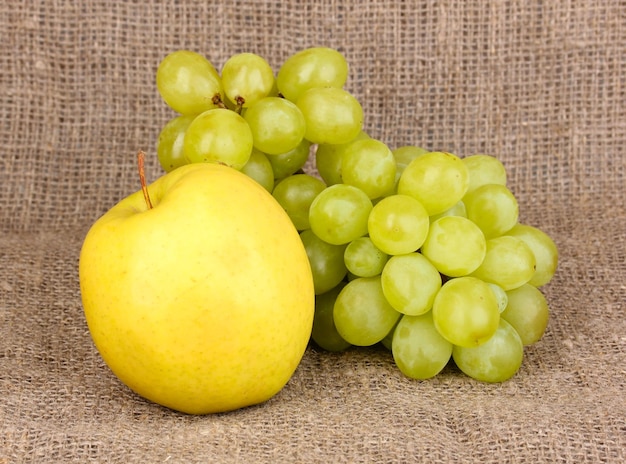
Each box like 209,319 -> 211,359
333,276 -> 401,346
343,237 -> 389,278
470,235 -> 536,291
341,138 -> 397,199
267,139 -> 311,180
501,283 -> 550,345
463,183 -> 519,239
156,114 -> 195,172
296,87 -> 363,145
392,312 -> 453,380
183,108 -> 253,170
244,97 -> 306,155
156,50 -> 223,115
432,276 -> 501,348
315,130 -> 370,186
420,216 -> 486,277
367,194 -> 430,256
240,148 -> 274,193
221,52 -> 275,108
276,46 -> 349,102
311,283 -> 352,352
380,252 -> 442,316
505,223 -> 558,287
272,174 -> 326,231
299,229 -> 348,295
462,154 -> 508,193
397,151 -> 470,216
309,184 -> 373,245
452,319 -> 524,383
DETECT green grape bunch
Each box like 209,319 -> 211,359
152,46 -> 559,384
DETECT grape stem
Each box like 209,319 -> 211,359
137,150 -> 153,210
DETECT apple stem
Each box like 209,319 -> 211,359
137,150 -> 153,210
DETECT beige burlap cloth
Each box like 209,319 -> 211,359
1,1 -> 625,462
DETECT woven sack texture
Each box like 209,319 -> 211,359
1,1 -> 624,462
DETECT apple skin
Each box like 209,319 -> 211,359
79,163 -> 314,414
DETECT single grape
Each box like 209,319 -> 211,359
240,149 -> 274,193
315,130 -> 370,186
343,237 -> 389,278
309,184 -> 372,245
505,223 -> 558,287
392,312 -> 453,380
488,283 -> 509,313
397,151 -> 469,216
429,201 -> 467,222
380,319 -> 399,351
420,216 -> 486,277
183,108 -> 253,169
276,47 -> 349,102
341,138 -> 397,199
463,183 -> 519,239
470,235 -> 536,291
156,114 -> 195,172
299,229 -> 348,295
452,319 -> 524,383
156,50 -> 223,115
311,283 -> 352,352
333,276 -> 401,346
462,154 -> 507,193
501,284 -> 550,345
432,276 -> 500,347
380,252 -> 442,316
221,52 -> 275,108
272,174 -> 326,230
392,145 -> 429,168
244,97 -> 306,155
296,87 -> 363,145
267,139 -> 311,180
367,194 -> 430,255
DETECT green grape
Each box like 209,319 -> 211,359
244,97 -> 306,155
183,108 -> 253,169
392,145 -> 429,167
470,236 -> 536,291
392,312 -> 453,380
420,216 -> 486,277
343,237 -> 389,278
488,283 -> 509,313
452,319 -> 524,383
367,194 -> 430,255
156,114 -> 195,172
333,276 -> 401,346
296,87 -> 363,145
463,183 -> 519,239
432,276 -> 500,347
240,149 -> 274,193
221,52 -> 275,108
311,283 -> 352,352
462,154 -> 507,193
505,223 -> 558,287
299,229 -> 348,295
501,284 -> 550,345
309,184 -> 372,245
276,46 -> 349,102
315,130 -> 370,186
429,200 -> 467,222
341,139 -> 397,199
397,151 -> 469,216
272,174 -> 326,230
380,319 -> 399,351
156,50 -> 223,115
381,252 -> 442,316
267,139 -> 311,180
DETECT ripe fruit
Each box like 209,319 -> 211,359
79,156 -> 314,414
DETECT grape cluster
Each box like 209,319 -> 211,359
154,47 -> 558,383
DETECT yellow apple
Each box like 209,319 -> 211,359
79,161 -> 314,414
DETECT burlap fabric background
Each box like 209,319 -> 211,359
1,1 -> 625,462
